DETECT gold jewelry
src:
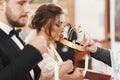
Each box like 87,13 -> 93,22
60,25 -> 90,51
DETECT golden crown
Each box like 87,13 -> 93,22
60,25 -> 90,51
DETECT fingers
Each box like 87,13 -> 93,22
85,40 -> 97,53
64,60 -> 74,72
60,60 -> 74,73
71,68 -> 84,80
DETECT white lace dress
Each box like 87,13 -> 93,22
25,30 -> 63,80
38,43 -> 63,80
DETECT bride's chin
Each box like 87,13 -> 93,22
54,38 -> 60,41
55,39 -> 59,41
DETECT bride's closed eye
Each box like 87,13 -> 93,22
55,22 -> 65,28
55,23 -> 61,27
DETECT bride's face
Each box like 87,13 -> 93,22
50,14 -> 66,41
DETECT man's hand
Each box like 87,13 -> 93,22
86,40 -> 97,53
28,33 -> 47,55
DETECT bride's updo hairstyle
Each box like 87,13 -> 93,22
31,3 -> 64,35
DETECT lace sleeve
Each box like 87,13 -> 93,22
38,55 -> 55,80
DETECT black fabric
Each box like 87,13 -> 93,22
9,29 -> 25,45
33,65 -> 41,80
90,47 -> 111,66
0,29 -> 42,80
9,29 -> 19,37
56,25 -> 77,64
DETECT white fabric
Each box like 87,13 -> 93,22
110,49 -> 120,80
25,30 -> 38,80
11,35 -> 24,50
38,43 -> 63,80
62,26 -> 69,39
0,22 -> 35,79
25,30 -> 63,80
0,22 -> 24,50
24,30 -> 36,44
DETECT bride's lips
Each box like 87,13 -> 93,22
59,34 -> 64,39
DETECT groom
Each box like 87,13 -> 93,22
0,0 -> 46,80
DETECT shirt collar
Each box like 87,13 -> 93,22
0,22 -> 13,35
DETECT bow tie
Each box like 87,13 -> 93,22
9,29 -> 21,37
9,29 -> 25,45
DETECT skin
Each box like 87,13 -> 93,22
38,13 -> 83,80
0,0 -> 47,55
0,0 -> 50,80
50,14 -> 65,41
86,39 -> 97,53
0,0 -> 47,54
0,0 -> 31,28
38,14 -> 66,48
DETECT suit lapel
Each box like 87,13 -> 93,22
0,29 -> 41,80
33,65 -> 41,80
0,29 -> 20,57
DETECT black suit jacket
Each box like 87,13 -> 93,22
0,29 -> 42,80
90,47 -> 111,66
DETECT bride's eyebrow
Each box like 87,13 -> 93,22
58,21 -> 64,24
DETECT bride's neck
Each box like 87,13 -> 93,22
39,31 -> 52,48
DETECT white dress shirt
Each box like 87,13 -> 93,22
0,22 -> 34,80
0,22 -> 24,50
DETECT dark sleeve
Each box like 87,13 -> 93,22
90,47 -> 111,66
0,44 -> 43,80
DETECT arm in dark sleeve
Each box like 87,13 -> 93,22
0,44 -> 43,80
90,47 -> 111,66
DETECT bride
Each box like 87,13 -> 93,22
25,3 -> 83,80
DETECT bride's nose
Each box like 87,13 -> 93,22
61,26 -> 65,33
